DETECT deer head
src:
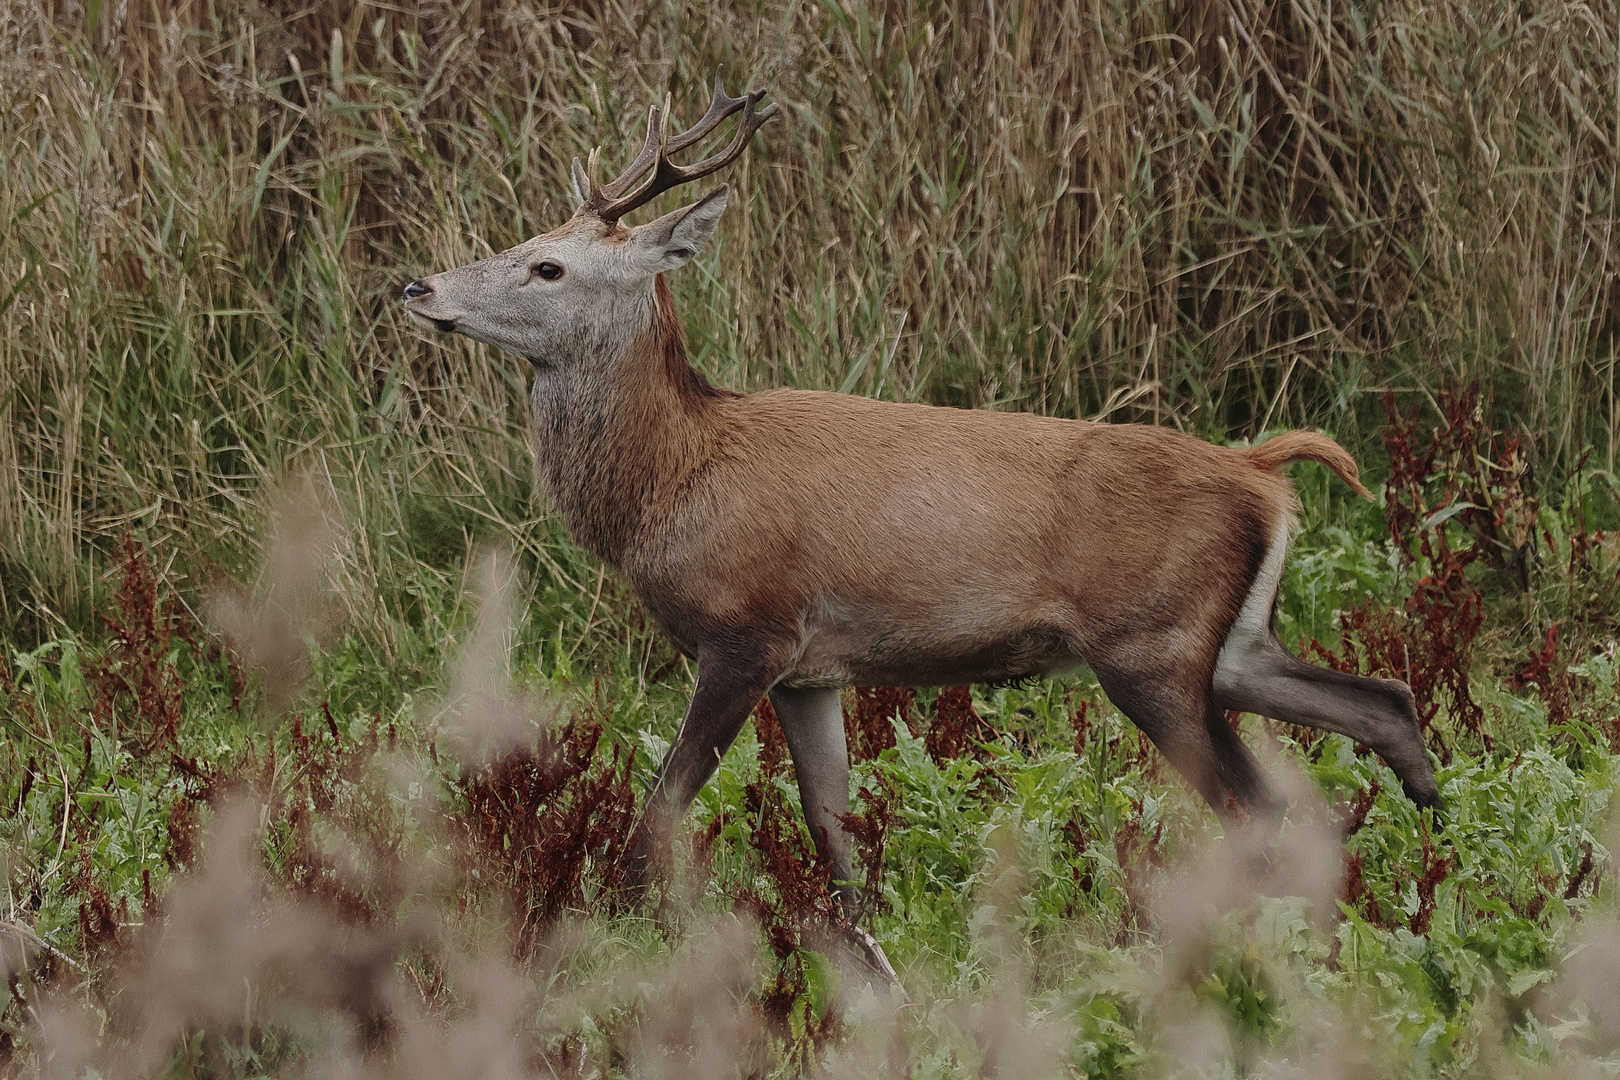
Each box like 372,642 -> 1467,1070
402,75 -> 777,366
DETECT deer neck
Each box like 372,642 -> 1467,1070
528,274 -> 727,567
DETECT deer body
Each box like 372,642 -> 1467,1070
545,305 -> 1269,691
405,79 -> 1439,968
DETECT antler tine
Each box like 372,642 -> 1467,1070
596,99 -> 669,203
583,76 -> 776,224
664,72 -> 749,155
664,92 -> 778,181
592,88 -> 777,224
570,155 -> 592,205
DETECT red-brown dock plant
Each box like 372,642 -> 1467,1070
453,715 -> 638,960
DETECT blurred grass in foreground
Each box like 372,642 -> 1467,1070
0,474 -> 1616,1077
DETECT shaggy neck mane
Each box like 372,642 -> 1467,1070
651,273 -> 729,404
531,273 -> 734,567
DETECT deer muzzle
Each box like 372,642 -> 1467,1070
402,279 -> 458,334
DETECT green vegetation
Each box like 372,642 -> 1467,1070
1,0 -> 1618,1076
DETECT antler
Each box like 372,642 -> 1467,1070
573,73 -> 778,224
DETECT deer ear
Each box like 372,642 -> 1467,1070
627,186 -> 729,272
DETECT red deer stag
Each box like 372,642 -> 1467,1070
404,75 -> 1439,973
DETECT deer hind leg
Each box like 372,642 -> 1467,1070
770,684 -> 901,987
1213,627 -> 1440,809
1093,658 -> 1282,824
1208,508 -> 1440,810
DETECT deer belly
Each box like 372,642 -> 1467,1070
782,597 -> 1080,688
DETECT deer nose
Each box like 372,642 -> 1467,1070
402,280 -> 432,302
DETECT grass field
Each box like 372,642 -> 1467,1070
2,0 -> 1619,1076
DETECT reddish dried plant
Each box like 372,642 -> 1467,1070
85,535 -> 188,756
1336,781 -> 1390,927
1408,824 -> 1453,937
67,844 -> 127,965
739,698 -> 836,929
272,712 -> 381,926
1071,699 -> 1093,756
844,686 -> 917,762
925,686 -> 997,763
1479,840 -> 1602,926
1111,797 -> 1165,936
222,707 -> 398,928
1339,853 -> 1378,927
736,700 -> 845,1054
1563,841 -> 1598,901
165,795 -> 202,872
687,814 -> 726,899
754,696 -> 791,781
1342,814 -> 1454,936
162,745 -> 231,879
1336,780 -> 1381,839
1310,388 -> 1529,754
1508,622 -> 1576,726
833,771 -> 900,924
452,714 -> 638,961
1507,464 -> 1618,732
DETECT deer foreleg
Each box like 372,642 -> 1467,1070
769,685 -> 856,905
634,652 -> 783,886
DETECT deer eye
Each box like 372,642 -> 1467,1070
532,261 -> 563,281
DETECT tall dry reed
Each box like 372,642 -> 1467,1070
0,0 -> 1615,638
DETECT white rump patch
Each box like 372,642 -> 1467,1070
1213,513 -> 1292,693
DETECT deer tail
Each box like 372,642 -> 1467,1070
1240,431 -> 1372,499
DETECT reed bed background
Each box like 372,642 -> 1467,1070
1,0 -> 1616,639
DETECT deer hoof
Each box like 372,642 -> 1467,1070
847,925 -> 905,997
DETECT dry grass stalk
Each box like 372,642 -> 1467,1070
0,0 -> 1615,641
